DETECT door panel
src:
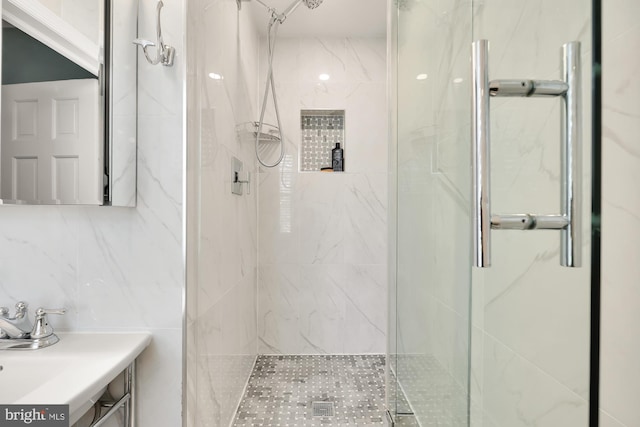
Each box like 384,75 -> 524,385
389,0 -> 472,425
1,79 -> 101,204
389,1 -> 592,426
471,1 -> 592,425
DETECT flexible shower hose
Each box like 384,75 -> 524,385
255,15 -> 286,168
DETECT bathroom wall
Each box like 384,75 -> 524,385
392,1 -> 593,426
471,2 -> 592,426
599,1 -> 640,426
0,0 -> 185,426
185,0 -> 260,426
256,36 -> 388,355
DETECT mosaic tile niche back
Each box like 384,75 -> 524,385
300,110 -> 345,172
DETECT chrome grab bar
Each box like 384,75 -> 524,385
472,40 -> 491,268
561,42 -> 582,267
471,40 -> 582,268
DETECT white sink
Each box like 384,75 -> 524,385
0,332 -> 152,425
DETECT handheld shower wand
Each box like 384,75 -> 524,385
250,0 -> 324,167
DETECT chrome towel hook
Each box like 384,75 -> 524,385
133,1 -> 175,66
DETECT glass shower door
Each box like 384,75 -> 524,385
389,1 -> 593,426
388,0 -> 473,425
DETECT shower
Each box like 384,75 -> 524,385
250,0 -> 324,167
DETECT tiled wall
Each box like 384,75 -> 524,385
0,1 -> 184,426
185,0 -> 260,426
257,37 -> 387,355
392,1 -> 593,426
599,1 -> 640,426
471,2 -> 592,426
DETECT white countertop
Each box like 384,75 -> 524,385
0,331 -> 152,424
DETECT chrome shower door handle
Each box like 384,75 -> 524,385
471,40 -> 582,268
472,40 -> 491,268
561,42 -> 582,267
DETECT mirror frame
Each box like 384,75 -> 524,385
0,0 -> 137,206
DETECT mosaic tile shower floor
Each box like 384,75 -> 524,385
232,355 -> 386,426
390,355 -> 467,427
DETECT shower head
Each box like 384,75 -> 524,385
280,0 -> 323,20
245,0 -> 324,24
304,0 -> 323,9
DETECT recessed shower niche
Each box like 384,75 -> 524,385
300,109 -> 345,172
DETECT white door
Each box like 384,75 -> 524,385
1,79 -> 101,204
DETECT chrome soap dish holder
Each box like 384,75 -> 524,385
237,122 -> 281,143
133,0 -> 175,67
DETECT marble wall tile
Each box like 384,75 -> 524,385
343,173 -> 387,265
431,301 -> 469,389
195,354 -> 256,427
395,266 -> 433,356
135,329 -> 184,427
299,81 -> 348,110
432,177 -> 470,315
184,318 -> 198,427
0,207 -> 80,331
0,1 -> 186,426
75,206 -> 182,331
298,264 -> 347,354
469,326 -> 484,416
343,264 -> 387,354
392,1 -> 597,426
599,411 -> 627,427
472,0 -> 590,78
297,38 -> 347,84
186,1 -> 260,426
467,2 -> 593,426
482,235 -> 590,397
257,37 -> 388,356
599,1 -> 640,426
258,172 -> 301,266
298,173 -> 345,265
259,38 -> 301,87
482,333 -> 588,427
345,82 -> 388,174
345,38 -> 387,84
258,264 -> 302,354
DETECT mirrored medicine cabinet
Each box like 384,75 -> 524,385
0,0 -> 138,206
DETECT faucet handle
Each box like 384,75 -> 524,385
0,307 -> 7,338
31,308 -> 66,339
36,308 -> 66,316
14,301 -> 28,318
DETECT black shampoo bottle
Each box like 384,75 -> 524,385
332,143 -> 343,171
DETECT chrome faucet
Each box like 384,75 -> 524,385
0,301 -> 32,338
0,302 -> 66,350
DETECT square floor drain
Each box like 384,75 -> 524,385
312,401 -> 335,417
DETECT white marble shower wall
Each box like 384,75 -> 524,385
0,1 -> 185,426
599,1 -> 640,426
257,37 -> 388,355
185,0 -> 260,426
471,1 -> 592,426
